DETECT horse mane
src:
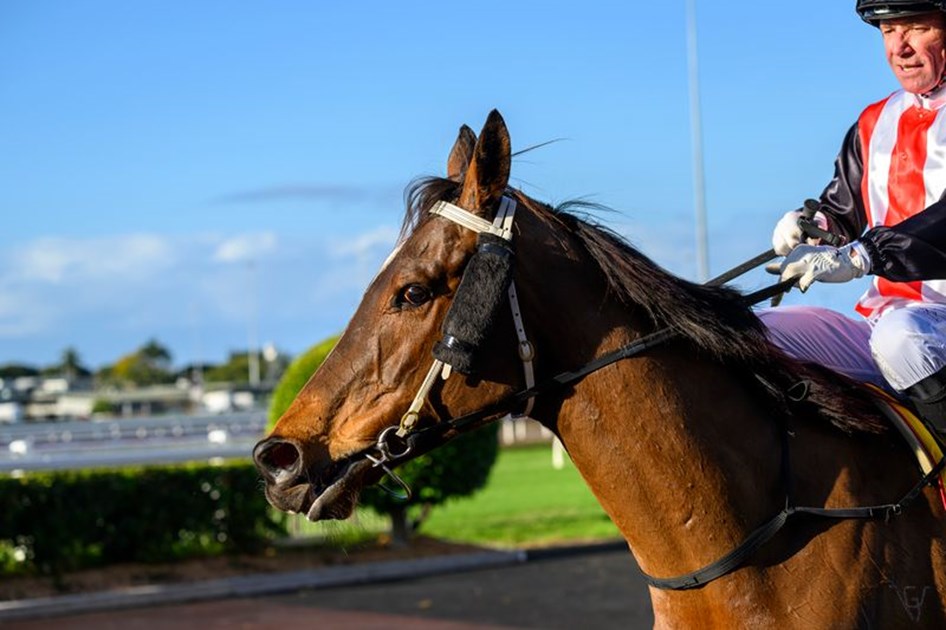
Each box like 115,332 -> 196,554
403,177 -> 889,436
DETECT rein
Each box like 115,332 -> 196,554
362,199 -> 946,592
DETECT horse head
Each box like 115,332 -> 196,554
253,111 -> 544,520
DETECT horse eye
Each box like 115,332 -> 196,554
398,284 -> 432,307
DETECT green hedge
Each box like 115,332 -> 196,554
0,462 -> 283,576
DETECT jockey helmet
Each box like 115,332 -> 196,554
857,0 -> 946,25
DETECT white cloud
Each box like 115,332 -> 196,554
0,289 -> 53,336
12,234 -> 174,284
213,232 -> 278,263
0,232 -> 283,345
328,226 -> 398,260
0,229 -> 391,365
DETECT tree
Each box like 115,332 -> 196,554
59,347 -> 90,382
203,350 -> 273,385
97,339 -> 175,388
203,354 -> 251,384
138,339 -> 171,370
0,364 -> 39,379
198,348 -> 290,386
91,398 -> 114,415
268,336 -> 500,545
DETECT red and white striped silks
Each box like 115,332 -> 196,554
856,87 -> 946,318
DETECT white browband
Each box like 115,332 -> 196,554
429,198 -> 516,241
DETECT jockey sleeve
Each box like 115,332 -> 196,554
818,123 -> 870,241
861,199 -> 946,281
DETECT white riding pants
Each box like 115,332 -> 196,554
758,303 -> 946,393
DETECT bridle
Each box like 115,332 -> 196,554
365,195 -> 537,493
393,195 -> 535,440
357,195 -> 946,591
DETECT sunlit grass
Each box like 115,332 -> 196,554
421,443 -> 621,546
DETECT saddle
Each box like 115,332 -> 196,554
866,384 -> 946,511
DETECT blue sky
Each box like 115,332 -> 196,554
0,1 -> 900,369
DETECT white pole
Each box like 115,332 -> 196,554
247,260 -> 260,388
551,437 -> 565,470
686,0 -> 710,281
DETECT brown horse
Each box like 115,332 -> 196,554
254,111 -> 946,628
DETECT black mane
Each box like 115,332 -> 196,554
404,177 -> 888,435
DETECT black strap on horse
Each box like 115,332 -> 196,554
638,459 -> 946,590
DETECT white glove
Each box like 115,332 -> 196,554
771,208 -> 829,256
779,243 -> 871,292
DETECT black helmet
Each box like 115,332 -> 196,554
857,1 -> 946,26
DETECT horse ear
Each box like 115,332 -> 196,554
458,110 -> 511,216
447,125 -> 477,181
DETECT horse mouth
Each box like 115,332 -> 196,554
302,457 -> 377,521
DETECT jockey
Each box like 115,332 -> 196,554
761,0 -> 946,431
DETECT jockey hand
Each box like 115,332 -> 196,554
779,243 -> 871,292
771,207 -> 829,256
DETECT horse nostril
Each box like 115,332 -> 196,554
253,438 -> 303,482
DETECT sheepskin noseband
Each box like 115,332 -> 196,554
433,232 -> 515,374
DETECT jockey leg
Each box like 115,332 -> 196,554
870,303 -> 946,433
758,305 -> 887,388
902,367 -> 946,433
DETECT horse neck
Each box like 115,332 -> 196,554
546,337 -> 783,576
512,213 -> 783,580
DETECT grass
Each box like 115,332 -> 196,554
421,443 -> 621,547
286,443 -> 621,548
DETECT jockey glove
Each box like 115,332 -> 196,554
772,207 -> 830,256
780,243 -> 871,291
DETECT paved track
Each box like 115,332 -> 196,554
6,548 -> 655,629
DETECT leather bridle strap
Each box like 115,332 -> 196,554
395,326 -> 679,449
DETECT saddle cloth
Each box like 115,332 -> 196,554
866,384 -> 946,512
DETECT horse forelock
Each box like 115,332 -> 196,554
401,177 -> 463,240
400,177 -> 888,436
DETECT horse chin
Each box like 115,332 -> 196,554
304,458 -> 376,522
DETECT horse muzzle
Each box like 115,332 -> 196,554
253,436 -> 376,520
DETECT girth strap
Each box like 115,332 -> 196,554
640,507 -> 792,591
639,419 -> 946,591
